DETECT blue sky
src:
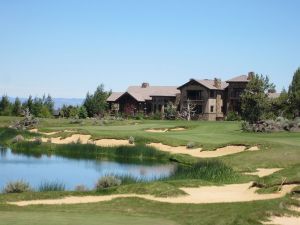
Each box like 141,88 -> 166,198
0,0 -> 299,98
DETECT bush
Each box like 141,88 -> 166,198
186,141 -> 196,149
128,136 -> 135,144
3,180 -> 31,193
95,176 -> 121,190
12,135 -> 25,143
226,111 -> 241,121
38,181 -> 65,192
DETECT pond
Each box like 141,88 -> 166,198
0,147 -> 176,191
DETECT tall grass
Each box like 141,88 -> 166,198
11,142 -> 171,162
38,181 -> 65,192
166,160 -> 239,183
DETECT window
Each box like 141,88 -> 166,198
231,88 -> 244,98
210,90 -> 215,98
210,106 -> 214,113
187,90 -> 202,100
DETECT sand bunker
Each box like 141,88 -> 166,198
248,146 -> 260,151
147,143 -> 202,157
145,129 -> 168,133
9,182 -> 297,206
263,216 -> 300,225
29,129 -> 59,136
38,134 -> 132,147
147,143 -> 248,158
244,168 -> 283,177
169,127 -> 186,131
145,127 -> 187,133
42,134 -> 92,144
94,139 -> 132,147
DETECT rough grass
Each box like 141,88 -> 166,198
38,181 -> 66,192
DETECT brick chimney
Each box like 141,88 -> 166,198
247,72 -> 255,80
214,78 -> 222,89
141,82 -> 149,88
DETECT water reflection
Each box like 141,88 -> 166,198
0,147 -> 176,190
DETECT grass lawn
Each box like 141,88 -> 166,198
0,116 -> 299,225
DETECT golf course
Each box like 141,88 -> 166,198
0,116 -> 299,225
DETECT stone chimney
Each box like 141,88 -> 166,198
141,82 -> 149,88
247,72 -> 255,80
214,78 -> 222,89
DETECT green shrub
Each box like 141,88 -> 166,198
38,181 -> 65,192
95,176 -> 122,190
3,180 -> 31,193
226,111 -> 241,121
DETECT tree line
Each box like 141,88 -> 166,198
241,68 -> 300,123
0,84 -> 111,119
0,95 -> 54,117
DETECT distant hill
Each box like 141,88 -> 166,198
8,97 -> 84,110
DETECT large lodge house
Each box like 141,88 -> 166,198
107,72 -> 275,121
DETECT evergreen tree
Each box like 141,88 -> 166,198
44,94 -> 54,114
78,106 -> 88,119
12,97 -> 22,116
0,95 -> 11,116
84,84 -> 111,117
241,74 -> 275,123
288,68 -> 300,117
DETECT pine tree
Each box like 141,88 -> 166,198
241,74 -> 274,123
289,68 -> 300,117
12,97 -> 22,116
0,95 -> 11,116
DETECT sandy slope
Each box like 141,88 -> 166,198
244,168 -> 283,177
8,183 -> 297,206
147,143 -> 250,158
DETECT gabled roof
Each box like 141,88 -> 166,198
226,75 -> 250,83
126,86 -> 180,102
107,92 -> 124,102
178,79 -> 228,90
110,86 -> 180,102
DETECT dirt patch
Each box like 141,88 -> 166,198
263,216 -> 300,225
147,143 -> 248,158
145,129 -> 168,133
244,168 -> 283,177
94,139 -> 133,147
9,183 -> 297,206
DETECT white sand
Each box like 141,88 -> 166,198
145,129 -> 168,133
147,143 -> 203,157
147,143 -> 248,158
29,129 -> 59,136
94,139 -> 133,147
248,146 -> 260,151
42,134 -> 92,144
8,183 -> 297,206
38,134 -> 132,147
263,216 -> 300,225
169,127 -> 186,131
244,168 -> 283,177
